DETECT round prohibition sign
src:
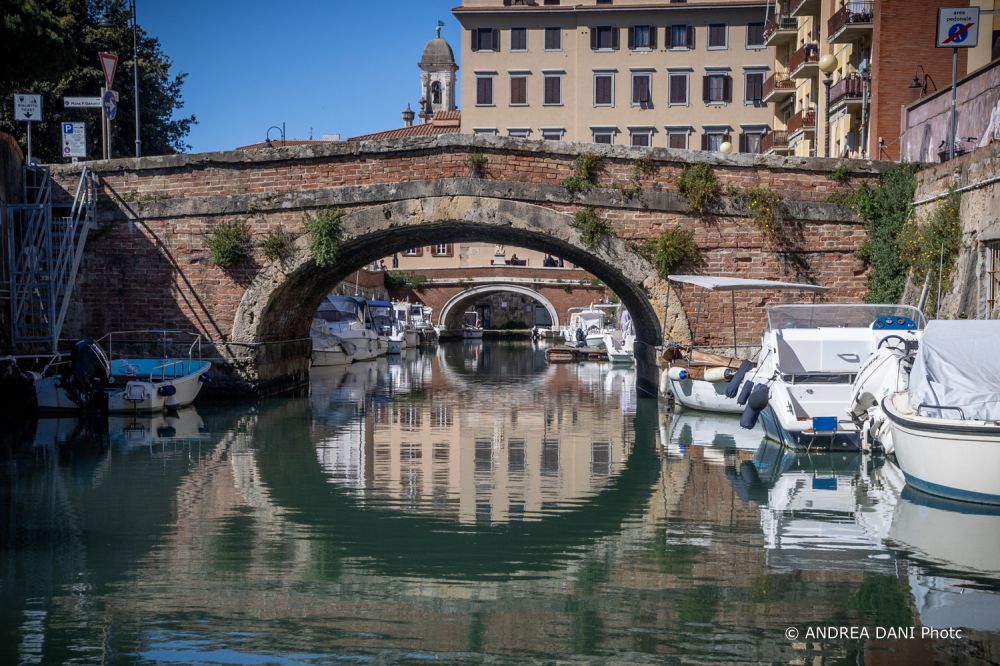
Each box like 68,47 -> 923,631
947,23 -> 970,43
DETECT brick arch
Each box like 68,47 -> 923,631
231,196 -> 668,395
437,284 -> 561,330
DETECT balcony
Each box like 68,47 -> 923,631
829,75 -> 864,110
788,44 -> 819,79
790,0 -> 821,18
761,130 -> 790,155
786,108 -> 816,136
762,73 -> 796,103
828,1 -> 874,44
763,15 -> 798,47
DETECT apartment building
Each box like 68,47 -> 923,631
762,0 -> 970,160
454,0 -> 775,151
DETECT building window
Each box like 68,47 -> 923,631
510,75 -> 527,105
473,128 -> 497,136
510,27 -> 527,51
544,27 -> 562,51
403,247 -> 422,256
472,28 -> 499,52
630,128 -> 653,147
476,75 -> 494,105
543,0 -> 560,4
432,244 -> 452,256
628,25 -> 656,50
746,22 -> 765,48
541,128 -> 564,141
739,131 -> 764,154
668,71 -> 689,105
592,128 -> 616,144
508,128 -> 530,138
631,72 -> 652,108
667,129 -> 689,149
701,130 -> 729,151
596,0 -> 612,4
594,71 -> 614,106
744,70 -> 765,105
669,24 -> 693,49
708,24 -> 727,49
544,74 -> 562,105
590,26 -> 619,51
702,72 -> 732,104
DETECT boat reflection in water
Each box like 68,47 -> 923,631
33,406 -> 209,450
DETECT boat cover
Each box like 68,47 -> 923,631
668,275 -> 828,292
909,320 -> 1000,421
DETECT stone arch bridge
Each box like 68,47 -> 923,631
50,135 -> 889,396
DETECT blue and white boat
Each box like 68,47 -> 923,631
35,335 -> 211,413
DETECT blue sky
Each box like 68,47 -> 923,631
141,0 -> 459,153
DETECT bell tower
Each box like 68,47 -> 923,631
418,22 -> 458,123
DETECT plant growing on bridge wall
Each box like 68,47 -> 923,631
853,163 -> 918,303
570,207 -> 612,249
899,188 -> 962,314
467,152 -> 488,178
260,228 -> 295,262
206,219 -> 252,269
563,152 -> 604,195
645,229 -> 702,279
383,271 -> 429,291
728,185 -> 784,243
616,154 -> 658,201
304,208 -> 344,267
676,163 -> 719,214
827,164 -> 851,183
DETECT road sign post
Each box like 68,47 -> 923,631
62,122 -> 86,159
936,7 -> 980,160
13,93 -> 42,164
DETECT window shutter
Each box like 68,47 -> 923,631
628,27 -> 635,49
739,133 -> 747,153
666,26 -> 674,48
591,28 -> 598,50
702,76 -> 710,103
686,26 -> 695,48
492,29 -> 500,51
612,26 -> 620,50
472,30 -> 480,52
650,26 -> 657,49
723,75 -> 732,103
701,133 -> 709,150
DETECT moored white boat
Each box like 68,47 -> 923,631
462,310 -> 484,339
602,307 -> 635,363
310,318 -> 354,367
318,296 -> 386,361
562,306 -> 608,348
882,320 -> 1000,505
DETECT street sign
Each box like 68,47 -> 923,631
99,52 -> 119,88
13,94 -> 42,121
102,89 -> 119,120
62,122 -> 86,158
937,7 -> 980,48
64,96 -> 102,109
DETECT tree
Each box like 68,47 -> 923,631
0,0 -> 195,162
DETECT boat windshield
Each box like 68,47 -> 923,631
369,305 -> 392,319
316,299 -> 361,323
767,304 -> 926,331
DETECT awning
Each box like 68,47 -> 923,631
667,275 -> 828,292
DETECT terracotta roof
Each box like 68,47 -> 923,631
235,139 -> 338,150
348,112 -> 462,141
433,110 -> 461,121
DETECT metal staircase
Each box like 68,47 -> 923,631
5,166 -> 98,352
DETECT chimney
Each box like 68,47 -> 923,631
402,103 -> 415,128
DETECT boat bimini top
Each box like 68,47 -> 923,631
668,275 -> 830,293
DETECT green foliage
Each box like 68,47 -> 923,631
899,189 -> 962,314
645,229 -> 702,279
854,163 -> 919,303
728,185 -> 784,242
824,190 -> 857,206
0,0 -> 196,161
467,152 -> 488,177
562,152 -> 604,194
676,163 -> 719,214
303,208 -> 343,268
206,219 -> 251,269
259,228 -> 294,261
616,155 -> 658,201
383,271 -> 429,291
570,207 -> 612,249
827,164 -> 851,183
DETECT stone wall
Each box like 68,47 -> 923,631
907,141 -> 1000,319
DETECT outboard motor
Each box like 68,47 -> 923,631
62,339 -> 112,411
575,328 -> 586,344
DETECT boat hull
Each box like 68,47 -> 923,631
463,328 -> 484,339
885,394 -> 1000,504
312,348 -> 352,367
666,376 -> 743,414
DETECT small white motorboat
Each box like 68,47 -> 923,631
318,296 -> 387,361
882,320 -> 1000,505
310,318 -> 354,367
34,337 -> 211,413
462,310 -> 484,339
562,305 -> 608,348
602,307 -> 635,363
392,301 -> 420,348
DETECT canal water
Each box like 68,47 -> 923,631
2,340 -> 999,664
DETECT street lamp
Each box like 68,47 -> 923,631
818,54 -> 838,158
909,65 -> 938,97
719,140 -> 734,154
131,0 -> 140,158
265,123 -> 286,147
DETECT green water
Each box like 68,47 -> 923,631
2,340 -> 999,664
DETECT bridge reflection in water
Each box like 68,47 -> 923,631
3,340 -> 1000,664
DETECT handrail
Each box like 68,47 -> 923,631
917,403 -> 966,420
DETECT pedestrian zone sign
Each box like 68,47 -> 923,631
937,7 -> 980,48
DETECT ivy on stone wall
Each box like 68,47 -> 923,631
853,163 -> 919,303
676,163 -> 719,214
206,219 -> 252,269
260,229 -> 294,262
899,188 -> 962,315
645,229 -> 702,279
563,153 -> 604,195
304,208 -> 344,268
570,207 -> 612,249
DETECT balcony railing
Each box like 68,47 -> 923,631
829,75 -> 864,106
763,73 -> 796,100
763,15 -> 798,44
790,0 -> 821,18
788,44 -> 819,75
761,130 -> 789,153
828,1 -> 874,38
786,109 -> 816,135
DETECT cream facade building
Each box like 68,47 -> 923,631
454,0 -> 775,151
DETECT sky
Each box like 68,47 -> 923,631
141,0 -> 459,153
